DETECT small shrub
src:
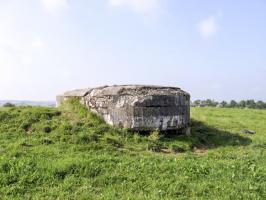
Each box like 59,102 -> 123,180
147,141 -> 163,152
3,102 -> 15,107
148,129 -> 161,141
53,169 -> 68,180
104,135 -> 123,148
1,162 -> 10,173
76,133 -> 99,144
20,122 -> 31,132
40,138 -> 53,145
133,133 -> 141,143
0,112 -> 12,121
60,123 -> 74,135
53,111 -> 62,116
85,121 -> 95,128
75,122 -> 84,126
20,141 -> 33,147
53,162 -> 82,180
93,124 -> 110,135
170,144 -> 186,153
43,126 -> 52,133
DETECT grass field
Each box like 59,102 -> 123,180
0,99 -> 265,199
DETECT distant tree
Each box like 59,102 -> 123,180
213,101 -> 219,107
205,99 -> 212,105
262,101 -> 266,109
198,99 -> 219,107
193,100 -> 201,107
256,101 -> 266,109
3,102 -> 15,107
191,99 -> 266,110
220,101 -> 228,108
229,100 -> 238,108
204,99 -> 214,107
246,100 -> 256,109
238,100 -> 246,108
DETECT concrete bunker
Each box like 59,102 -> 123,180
57,85 -> 190,132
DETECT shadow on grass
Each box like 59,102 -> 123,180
161,119 -> 252,150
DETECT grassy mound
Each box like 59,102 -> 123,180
0,99 -> 265,199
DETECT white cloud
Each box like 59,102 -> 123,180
198,16 -> 218,39
109,0 -> 160,14
41,0 -> 68,13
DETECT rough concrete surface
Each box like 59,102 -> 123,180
57,85 -> 190,131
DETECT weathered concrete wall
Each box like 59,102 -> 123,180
57,85 -> 190,131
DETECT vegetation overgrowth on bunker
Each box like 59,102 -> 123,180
0,99 -> 265,199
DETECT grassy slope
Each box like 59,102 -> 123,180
0,100 -> 265,199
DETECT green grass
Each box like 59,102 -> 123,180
0,99 -> 265,199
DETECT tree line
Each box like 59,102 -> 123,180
191,99 -> 266,109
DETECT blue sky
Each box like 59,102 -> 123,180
0,0 -> 265,101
